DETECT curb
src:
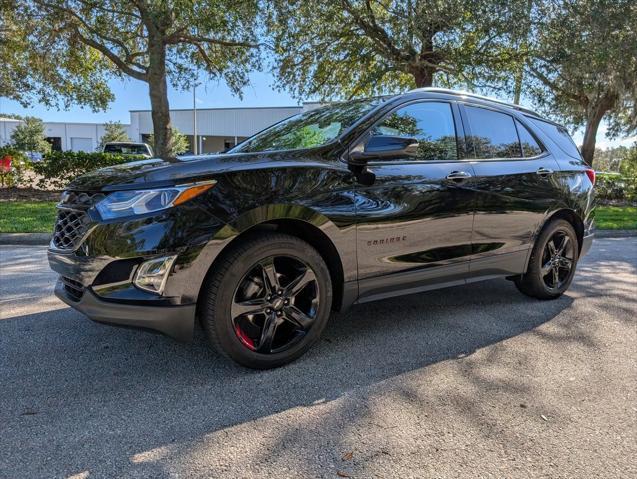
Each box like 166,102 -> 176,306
1,230 -> 635,246
0,233 -> 51,245
595,229 -> 637,238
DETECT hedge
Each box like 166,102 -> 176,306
0,146 -> 30,187
596,173 -> 637,203
32,151 -> 146,190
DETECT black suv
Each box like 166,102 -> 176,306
49,88 -> 595,369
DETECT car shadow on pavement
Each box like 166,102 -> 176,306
0,274 -> 597,478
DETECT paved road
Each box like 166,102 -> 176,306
1,239 -> 636,479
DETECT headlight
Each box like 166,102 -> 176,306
94,180 -> 216,220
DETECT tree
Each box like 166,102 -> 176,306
525,0 -> 637,165
10,117 -> 51,153
25,0 -> 260,159
267,0 -> 522,99
148,128 -> 189,155
98,121 -> 131,149
0,0 -> 113,110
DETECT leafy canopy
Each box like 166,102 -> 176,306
0,0 -> 113,110
267,0 -> 524,99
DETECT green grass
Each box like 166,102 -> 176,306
0,201 -> 635,233
0,201 -> 57,233
595,206 -> 637,230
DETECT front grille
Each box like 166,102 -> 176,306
51,191 -> 105,250
60,276 -> 84,302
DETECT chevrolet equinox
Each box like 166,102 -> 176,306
49,88 -> 595,369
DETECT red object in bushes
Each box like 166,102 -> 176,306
0,155 -> 11,173
585,169 -> 596,186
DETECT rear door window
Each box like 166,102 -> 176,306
515,120 -> 544,157
526,117 -> 582,159
464,105 -> 522,159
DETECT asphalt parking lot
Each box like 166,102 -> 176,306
1,239 -> 636,478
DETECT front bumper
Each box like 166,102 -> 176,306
54,279 -> 196,340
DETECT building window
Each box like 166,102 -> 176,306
46,137 -> 62,152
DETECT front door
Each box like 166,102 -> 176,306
353,101 -> 476,302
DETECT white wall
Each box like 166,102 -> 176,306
1,104 -> 307,151
129,106 -> 302,142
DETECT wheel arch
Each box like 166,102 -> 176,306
196,205 -> 351,315
542,208 -> 585,254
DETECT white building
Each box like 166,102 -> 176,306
0,103 -> 321,154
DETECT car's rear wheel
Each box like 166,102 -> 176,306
515,219 -> 579,299
200,233 -> 332,369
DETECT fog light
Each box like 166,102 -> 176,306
134,255 -> 177,294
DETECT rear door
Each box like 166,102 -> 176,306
354,100 -> 477,302
460,103 -> 561,278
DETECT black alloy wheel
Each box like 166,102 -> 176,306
540,230 -> 575,291
231,256 -> 320,354
200,233 -> 332,369
514,219 -> 579,300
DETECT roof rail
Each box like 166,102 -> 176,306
408,87 -> 539,116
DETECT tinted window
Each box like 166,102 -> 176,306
465,106 -> 522,159
370,102 -> 457,161
527,117 -> 581,159
516,120 -> 543,157
231,98 -> 385,153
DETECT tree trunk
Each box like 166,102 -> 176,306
147,39 -> 174,160
412,66 -> 435,88
513,69 -> 523,105
581,101 -> 611,167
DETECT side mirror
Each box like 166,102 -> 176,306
349,135 -> 419,164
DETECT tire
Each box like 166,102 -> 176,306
515,219 -> 579,300
200,233 -> 332,369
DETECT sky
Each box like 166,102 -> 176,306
0,71 -> 634,149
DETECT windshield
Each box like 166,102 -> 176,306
230,98 -> 385,153
104,144 -> 150,155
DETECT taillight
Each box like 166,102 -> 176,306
585,169 -> 596,186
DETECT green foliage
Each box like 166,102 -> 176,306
524,0 -> 637,163
32,151 -> 145,190
147,128 -> 190,155
0,0 -> 113,111
9,117 -> 51,154
0,146 -> 31,187
98,122 -> 131,150
267,0 -> 523,99
24,0 -> 261,158
596,174 -> 637,203
0,201 -> 57,233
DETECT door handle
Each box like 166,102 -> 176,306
446,171 -> 472,181
536,167 -> 554,177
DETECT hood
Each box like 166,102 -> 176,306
66,149 -> 335,192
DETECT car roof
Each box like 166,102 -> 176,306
396,87 -> 542,118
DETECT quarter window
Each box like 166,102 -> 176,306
465,106 -> 522,159
370,102 -> 458,161
516,120 -> 543,157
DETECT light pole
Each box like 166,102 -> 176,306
193,84 -> 198,155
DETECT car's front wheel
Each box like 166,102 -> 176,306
515,219 -> 579,299
200,233 -> 332,369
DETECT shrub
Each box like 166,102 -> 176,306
0,146 -> 32,187
32,151 -> 146,190
596,173 -> 637,203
